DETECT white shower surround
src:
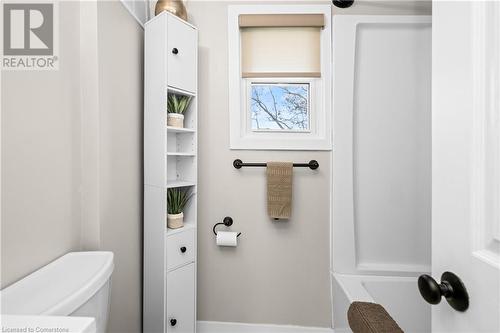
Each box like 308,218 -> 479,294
332,15 -> 432,332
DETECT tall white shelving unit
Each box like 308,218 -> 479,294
144,11 -> 198,333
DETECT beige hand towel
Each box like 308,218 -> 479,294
347,302 -> 404,333
267,162 -> 293,219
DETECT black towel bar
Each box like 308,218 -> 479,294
233,159 -> 319,170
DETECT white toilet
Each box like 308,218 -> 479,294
0,251 -> 114,333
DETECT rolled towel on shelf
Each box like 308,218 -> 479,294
266,161 -> 293,220
347,301 -> 404,333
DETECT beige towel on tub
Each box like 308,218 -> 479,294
348,302 -> 404,333
267,162 -> 293,219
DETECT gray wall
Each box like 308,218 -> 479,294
1,1 -> 82,288
188,0 -> 431,328
1,2 -> 143,333
97,2 -> 143,332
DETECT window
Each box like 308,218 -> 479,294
250,83 -> 310,132
228,5 -> 332,150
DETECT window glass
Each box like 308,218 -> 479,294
250,83 -> 310,131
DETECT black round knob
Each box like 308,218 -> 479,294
418,271 -> 469,312
180,246 -> 187,253
170,319 -> 177,326
418,274 -> 445,304
332,0 -> 354,8
172,48 -> 179,55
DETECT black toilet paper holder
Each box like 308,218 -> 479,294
213,216 -> 241,237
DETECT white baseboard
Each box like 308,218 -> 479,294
197,321 -> 335,333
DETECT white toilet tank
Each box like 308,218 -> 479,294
1,252 -> 114,333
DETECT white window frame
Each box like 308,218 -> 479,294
228,5 -> 332,150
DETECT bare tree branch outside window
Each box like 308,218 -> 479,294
251,83 -> 309,131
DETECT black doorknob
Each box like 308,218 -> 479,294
332,0 -> 354,8
418,271 -> 469,312
180,246 -> 187,253
170,318 -> 177,326
172,48 -> 179,55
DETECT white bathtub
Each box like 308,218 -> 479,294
332,273 -> 431,333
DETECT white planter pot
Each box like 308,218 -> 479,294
167,212 -> 184,229
167,113 -> 184,128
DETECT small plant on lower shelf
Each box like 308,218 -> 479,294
167,187 -> 193,229
167,94 -> 192,129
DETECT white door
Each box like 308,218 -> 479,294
167,263 -> 195,333
431,1 -> 500,332
167,15 -> 197,93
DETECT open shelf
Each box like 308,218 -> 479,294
167,129 -> 196,155
167,91 -> 196,131
167,156 -> 196,184
166,222 -> 196,237
167,180 -> 196,188
166,193 -> 196,236
167,85 -> 196,97
167,152 -> 196,156
167,126 -> 196,133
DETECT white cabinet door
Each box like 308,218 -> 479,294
432,1 -> 500,331
167,16 -> 197,93
167,263 -> 195,333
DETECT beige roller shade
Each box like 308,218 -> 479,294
241,26 -> 321,78
239,14 -> 325,28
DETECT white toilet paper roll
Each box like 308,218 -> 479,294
216,231 -> 238,247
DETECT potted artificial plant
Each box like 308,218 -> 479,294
167,188 -> 193,229
167,94 -> 192,128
